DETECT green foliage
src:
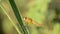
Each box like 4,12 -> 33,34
9,0 -> 28,34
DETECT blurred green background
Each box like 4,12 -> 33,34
0,0 -> 60,34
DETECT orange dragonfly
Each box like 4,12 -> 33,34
23,17 -> 44,27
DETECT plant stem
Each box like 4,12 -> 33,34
0,5 -> 21,34
9,0 -> 28,34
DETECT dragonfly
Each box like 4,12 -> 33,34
23,17 -> 44,27
23,17 -> 54,30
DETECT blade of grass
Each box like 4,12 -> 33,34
8,0 -> 28,34
0,5 -> 21,34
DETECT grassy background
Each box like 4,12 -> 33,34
0,0 -> 60,34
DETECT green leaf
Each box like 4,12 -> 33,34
9,0 -> 28,34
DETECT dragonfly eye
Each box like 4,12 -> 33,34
24,17 -> 33,24
24,17 -> 27,20
25,17 -> 27,19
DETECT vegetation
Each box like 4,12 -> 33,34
0,0 -> 60,34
